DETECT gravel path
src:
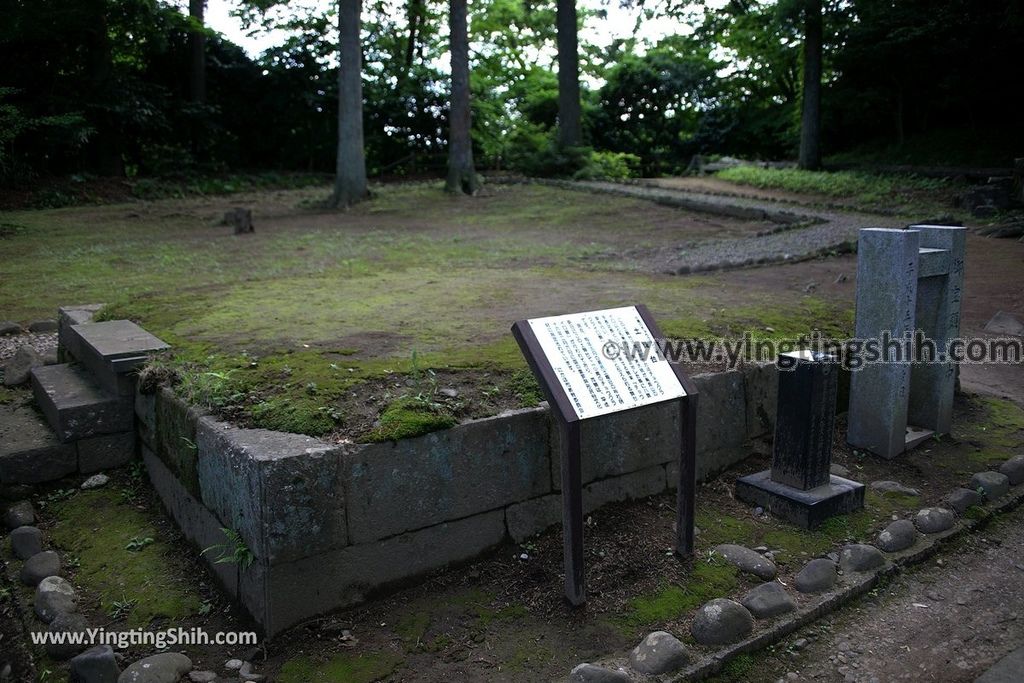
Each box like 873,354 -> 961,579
544,179 -> 907,274
749,503 -> 1024,683
0,332 -> 56,364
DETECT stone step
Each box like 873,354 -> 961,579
57,303 -> 104,363
31,364 -> 132,443
68,320 -> 169,396
0,402 -> 77,484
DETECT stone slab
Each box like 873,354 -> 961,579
848,228 -> 920,459
743,363 -> 778,440
141,446 -> 239,597
348,408 -> 551,543
916,247 -> 950,277
196,416 -> 346,563
153,387 -> 203,497
247,509 -> 507,636
71,320 -> 169,362
77,431 -> 135,473
71,320 -> 168,396
30,364 -> 132,442
0,404 -> 77,484
57,304 -> 103,363
736,470 -> 865,529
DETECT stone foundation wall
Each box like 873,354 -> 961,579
138,364 -> 778,636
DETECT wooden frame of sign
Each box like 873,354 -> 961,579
511,304 -> 698,606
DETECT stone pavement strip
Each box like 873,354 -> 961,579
545,179 -> 908,274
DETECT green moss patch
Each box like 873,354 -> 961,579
363,397 -> 458,442
277,652 -> 403,683
618,556 -> 739,629
47,489 -> 202,626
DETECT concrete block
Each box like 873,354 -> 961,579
196,417 -> 346,563
141,447 -> 238,597
70,321 -> 169,396
693,371 -> 748,456
248,510 -> 507,636
552,401 -> 679,490
506,495 -> 561,542
909,225 -> 966,435
154,387 -> 202,497
77,431 -> 135,473
0,404 -> 77,484
57,304 -> 103,363
742,362 -> 777,440
848,228 -> 919,458
346,408 -> 551,543
583,465 -> 667,512
31,364 -> 132,442
134,389 -> 157,450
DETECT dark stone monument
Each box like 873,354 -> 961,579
736,351 -> 864,529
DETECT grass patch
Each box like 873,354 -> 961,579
362,397 -> 458,442
47,489 -> 201,626
277,652 -> 403,683
394,611 -> 431,646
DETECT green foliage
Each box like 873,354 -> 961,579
716,166 -> 947,202
572,151 -> 641,181
202,527 -> 255,569
506,368 -> 543,407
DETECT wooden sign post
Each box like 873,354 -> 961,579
512,304 -> 698,606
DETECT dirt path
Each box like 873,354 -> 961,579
744,503 -> 1024,683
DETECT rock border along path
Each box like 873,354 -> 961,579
523,178 -> 895,274
571,452 -> 1024,682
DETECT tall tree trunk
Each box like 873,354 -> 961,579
556,0 -> 582,149
188,0 -> 206,105
798,0 -> 822,170
332,0 -> 368,207
405,0 -> 422,71
446,0 -> 479,194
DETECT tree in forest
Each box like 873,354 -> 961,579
797,0 -> 822,169
331,0 -> 368,207
188,0 -> 206,104
446,0 -> 479,194
555,0 -> 582,148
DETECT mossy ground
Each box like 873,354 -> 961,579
1,182 -> 855,440
46,487 -> 202,627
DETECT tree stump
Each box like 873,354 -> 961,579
223,208 -> 254,234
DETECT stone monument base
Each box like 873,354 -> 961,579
735,470 -> 866,530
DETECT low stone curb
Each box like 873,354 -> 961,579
667,483 -> 1024,681
577,481 -> 1024,682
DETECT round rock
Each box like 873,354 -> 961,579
0,320 -> 23,336
10,525 -> 43,560
794,558 -> 837,593
741,581 -> 796,618
628,631 -> 689,675
971,471 -> 1010,500
4,500 -> 35,529
46,611 -> 90,660
35,575 -> 77,622
2,345 -> 43,386
119,653 -> 192,683
839,544 -> 886,573
998,455 -> 1024,486
914,507 -> 955,534
944,487 -> 984,515
81,473 -> 110,490
188,672 -> 219,683
28,319 -> 58,333
20,549 -> 60,586
569,663 -> 630,683
714,543 -> 777,580
691,598 -> 754,646
875,519 -> 917,552
71,645 -> 120,683
870,480 -> 920,496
